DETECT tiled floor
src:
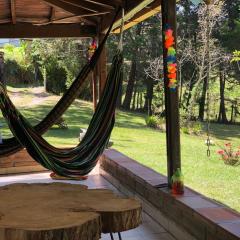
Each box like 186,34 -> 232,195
0,171 -> 176,240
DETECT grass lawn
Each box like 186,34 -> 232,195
1,86 -> 240,212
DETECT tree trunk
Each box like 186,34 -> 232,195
225,0 -> 236,30
218,69 -> 228,123
122,24 -> 142,110
136,91 -> 140,110
116,70 -> 123,108
43,67 -> 47,92
143,77 -> 154,115
122,56 -> 137,110
185,76 -> 196,108
140,93 -> 143,109
132,85 -> 137,110
198,74 -> 208,121
179,68 -> 183,106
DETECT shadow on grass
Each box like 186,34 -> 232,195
202,122 -> 240,141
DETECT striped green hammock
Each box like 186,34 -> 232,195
0,8 -> 119,157
0,49 -> 123,177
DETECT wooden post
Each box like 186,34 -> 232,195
0,51 -> 5,87
161,0 -> 181,187
92,70 -> 98,110
98,33 -> 107,96
89,37 -> 98,111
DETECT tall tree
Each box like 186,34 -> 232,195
122,23 -> 142,110
218,65 -> 228,123
143,17 -> 161,115
187,0 -> 224,121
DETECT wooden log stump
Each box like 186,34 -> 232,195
0,183 -> 142,240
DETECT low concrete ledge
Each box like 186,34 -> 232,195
100,149 -> 240,240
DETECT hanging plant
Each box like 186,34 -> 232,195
164,25 -> 177,90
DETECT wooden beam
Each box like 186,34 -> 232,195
42,0 -> 108,17
161,0 -> 181,187
113,0 -> 161,33
84,0 -> 121,8
16,17 -> 50,24
101,0 -> 155,33
60,0 -> 113,13
0,19 -> 11,24
0,23 -> 96,38
113,0 -> 155,31
34,15 -> 96,26
50,7 -> 56,22
10,0 -> 16,24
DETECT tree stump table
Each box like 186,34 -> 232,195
0,183 -> 142,240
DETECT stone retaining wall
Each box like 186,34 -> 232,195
100,149 -> 240,240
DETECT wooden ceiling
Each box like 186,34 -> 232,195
0,0 -> 161,38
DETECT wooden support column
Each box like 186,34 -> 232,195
0,52 -> 5,88
92,70 -> 98,110
98,33 -> 107,96
161,0 -> 181,187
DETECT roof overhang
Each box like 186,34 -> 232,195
0,0 -> 162,38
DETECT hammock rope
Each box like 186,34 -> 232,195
0,8 -> 120,157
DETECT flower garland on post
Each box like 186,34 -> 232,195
164,25 -> 177,90
88,38 -> 97,61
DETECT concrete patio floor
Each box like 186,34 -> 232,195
0,171 -> 176,240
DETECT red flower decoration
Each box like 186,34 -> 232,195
165,29 -> 173,37
217,150 -> 224,155
165,36 -> 175,48
225,143 -> 231,147
168,73 -> 177,79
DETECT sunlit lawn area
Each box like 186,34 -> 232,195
1,86 -> 240,212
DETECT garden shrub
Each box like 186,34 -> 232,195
145,115 -> 159,128
180,120 -> 203,135
45,59 -> 67,95
145,116 -> 165,131
65,67 -> 92,101
4,59 -> 35,85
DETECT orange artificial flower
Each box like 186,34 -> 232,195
168,73 -> 177,79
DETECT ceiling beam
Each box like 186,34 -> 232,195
83,0 -> 121,8
42,0 -> 108,17
60,0 -> 113,13
50,7 -> 56,22
0,23 -> 96,38
111,0 -> 156,32
0,19 -> 11,24
100,0 -> 153,33
34,15 -> 96,26
16,17 -> 50,24
10,0 -> 17,24
113,0 -> 161,33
